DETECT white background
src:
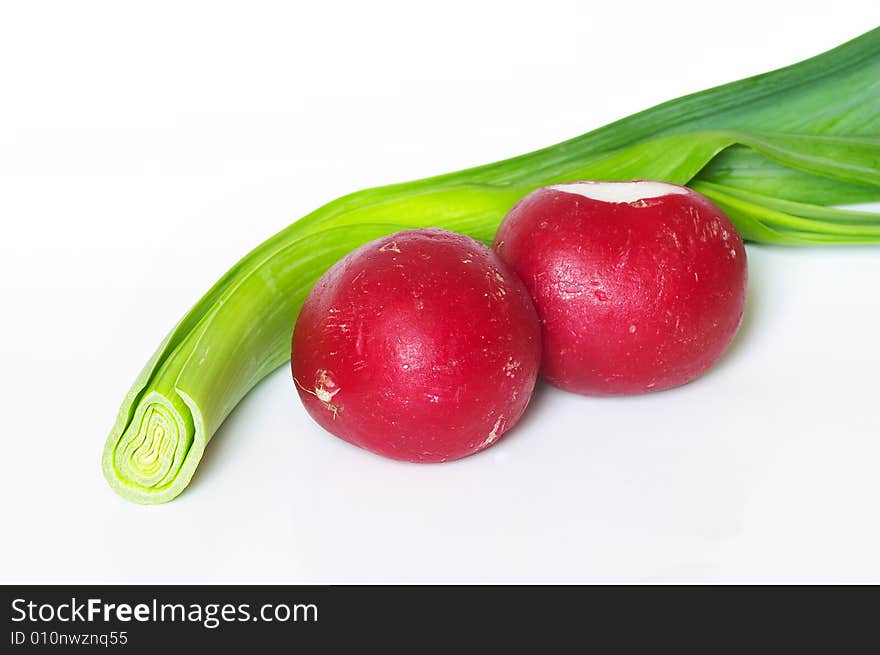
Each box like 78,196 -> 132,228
2,1 -> 879,583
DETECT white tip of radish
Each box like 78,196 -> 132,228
314,369 -> 340,404
479,416 -> 506,449
294,371 -> 342,418
548,181 -> 688,204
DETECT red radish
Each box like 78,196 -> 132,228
291,228 -> 541,462
493,180 -> 747,396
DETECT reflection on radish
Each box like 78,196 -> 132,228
291,228 -> 541,462
494,180 -> 748,396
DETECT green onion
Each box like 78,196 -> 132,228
104,28 -> 880,503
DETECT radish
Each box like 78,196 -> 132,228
291,228 -> 542,462
493,180 -> 748,396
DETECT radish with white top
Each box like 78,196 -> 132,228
493,180 -> 748,396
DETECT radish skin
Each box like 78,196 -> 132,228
494,181 -> 748,396
291,228 -> 542,462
